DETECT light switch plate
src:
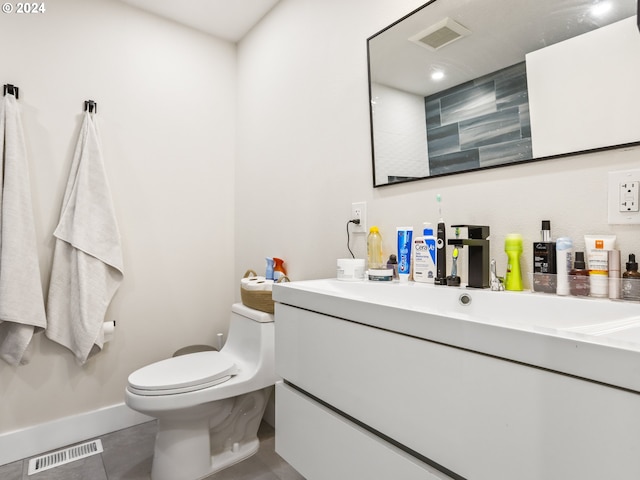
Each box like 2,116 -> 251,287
608,169 -> 640,224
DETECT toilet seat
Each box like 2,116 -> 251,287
127,351 -> 238,396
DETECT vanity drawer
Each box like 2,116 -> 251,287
275,382 -> 451,480
275,303 -> 640,480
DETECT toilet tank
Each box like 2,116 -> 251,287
231,303 -> 274,323
221,303 -> 274,368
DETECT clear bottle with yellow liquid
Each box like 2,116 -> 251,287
367,226 -> 384,270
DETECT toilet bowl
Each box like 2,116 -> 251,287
124,303 -> 277,480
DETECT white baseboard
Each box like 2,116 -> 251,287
0,403 -> 153,466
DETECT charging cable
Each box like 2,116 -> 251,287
346,219 -> 360,258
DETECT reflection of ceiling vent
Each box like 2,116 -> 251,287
409,17 -> 471,51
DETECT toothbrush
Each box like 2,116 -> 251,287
450,227 -> 460,277
451,245 -> 459,278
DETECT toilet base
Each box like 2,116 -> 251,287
208,437 -> 260,475
149,387 -> 272,480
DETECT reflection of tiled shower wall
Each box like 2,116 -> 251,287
425,62 -> 532,176
371,83 -> 430,184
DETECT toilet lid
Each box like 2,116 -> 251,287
127,351 -> 238,396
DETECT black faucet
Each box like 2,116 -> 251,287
448,225 -> 490,288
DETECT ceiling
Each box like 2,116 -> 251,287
118,0 -> 281,42
369,0 -> 636,96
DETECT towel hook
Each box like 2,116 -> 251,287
3,84 -> 19,99
84,100 -> 97,114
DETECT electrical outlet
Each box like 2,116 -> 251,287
620,181 -> 639,212
608,169 -> 640,224
351,202 -> 367,234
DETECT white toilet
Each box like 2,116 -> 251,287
124,303 -> 277,480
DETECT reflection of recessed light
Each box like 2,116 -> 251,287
591,2 -> 611,16
431,71 -> 445,81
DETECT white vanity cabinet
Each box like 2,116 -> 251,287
273,280 -> 640,480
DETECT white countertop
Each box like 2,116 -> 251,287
273,278 -> 640,393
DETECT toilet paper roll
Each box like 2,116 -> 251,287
242,278 -> 274,291
240,275 -> 264,286
103,321 -> 116,343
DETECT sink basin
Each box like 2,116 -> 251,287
273,278 -> 640,392
275,278 -> 639,332
561,316 -> 640,344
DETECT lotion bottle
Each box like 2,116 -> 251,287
413,223 -> 437,283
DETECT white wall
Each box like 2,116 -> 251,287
236,0 -> 640,287
0,0 -> 236,435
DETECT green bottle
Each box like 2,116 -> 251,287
504,234 -> 523,291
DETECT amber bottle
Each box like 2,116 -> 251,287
569,251 -> 590,297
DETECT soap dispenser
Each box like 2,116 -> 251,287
504,234 -> 523,291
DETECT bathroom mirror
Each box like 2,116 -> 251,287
368,0 -> 640,186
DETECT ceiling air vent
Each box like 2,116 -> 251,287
409,17 -> 471,51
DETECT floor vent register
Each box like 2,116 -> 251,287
27,439 -> 104,475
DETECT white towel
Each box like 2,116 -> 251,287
45,112 -> 123,365
0,94 -> 47,366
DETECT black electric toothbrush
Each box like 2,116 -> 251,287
435,194 -> 447,285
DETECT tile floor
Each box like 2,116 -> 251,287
0,421 -> 305,480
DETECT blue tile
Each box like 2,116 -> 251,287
495,62 -> 528,108
439,81 -> 496,125
425,98 -> 441,128
423,60 -> 532,174
497,89 -> 528,112
519,103 -> 531,139
479,138 -> 533,167
459,107 -> 523,150
428,149 -> 480,176
427,123 -> 460,157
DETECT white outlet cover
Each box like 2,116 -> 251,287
351,201 -> 367,234
608,169 -> 640,224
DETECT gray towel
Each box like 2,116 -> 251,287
45,112 -> 123,365
0,94 -> 47,365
